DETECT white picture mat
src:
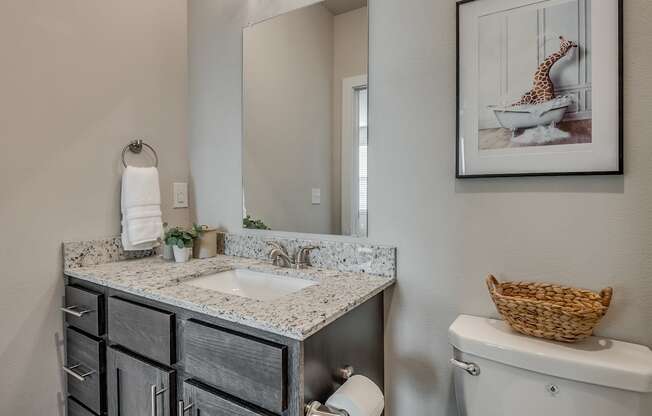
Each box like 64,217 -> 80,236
458,0 -> 620,176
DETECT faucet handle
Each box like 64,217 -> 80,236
267,241 -> 294,267
295,246 -> 320,268
300,245 -> 319,253
266,241 -> 285,253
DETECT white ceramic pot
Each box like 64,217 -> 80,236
173,246 -> 191,263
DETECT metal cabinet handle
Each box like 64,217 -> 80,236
150,385 -> 168,416
178,400 -> 193,415
450,358 -> 481,376
61,305 -> 94,318
63,364 -> 96,382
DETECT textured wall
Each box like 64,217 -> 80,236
0,1 -> 189,414
190,0 -> 652,415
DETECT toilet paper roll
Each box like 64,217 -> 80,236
325,375 -> 384,416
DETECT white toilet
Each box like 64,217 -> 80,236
449,315 -> 652,416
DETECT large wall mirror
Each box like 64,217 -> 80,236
242,0 -> 369,237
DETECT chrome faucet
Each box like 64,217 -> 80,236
267,242 -> 319,269
267,242 -> 294,268
295,245 -> 319,269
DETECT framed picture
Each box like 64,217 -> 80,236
456,0 -> 623,178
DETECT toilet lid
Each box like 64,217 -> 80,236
449,315 -> 652,393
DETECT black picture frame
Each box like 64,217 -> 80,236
456,0 -> 623,179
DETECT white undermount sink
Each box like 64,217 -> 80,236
183,269 -> 317,301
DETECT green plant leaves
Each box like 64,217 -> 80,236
243,215 -> 270,230
164,226 -> 199,247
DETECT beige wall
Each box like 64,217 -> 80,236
191,0 -> 652,415
332,7 -> 368,233
0,1 -> 189,414
243,3 -> 334,234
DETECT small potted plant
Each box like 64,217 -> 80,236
243,215 -> 270,230
165,226 -> 197,263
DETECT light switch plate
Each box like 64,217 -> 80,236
311,188 -> 321,205
173,182 -> 188,208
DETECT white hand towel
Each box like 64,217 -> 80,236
121,166 -> 163,250
122,166 -> 161,208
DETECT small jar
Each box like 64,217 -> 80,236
193,227 -> 218,259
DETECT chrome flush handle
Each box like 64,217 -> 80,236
60,305 -> 94,318
62,364 -> 96,382
150,385 -> 168,416
450,358 -> 481,376
178,400 -> 193,415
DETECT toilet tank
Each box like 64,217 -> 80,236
449,315 -> 652,416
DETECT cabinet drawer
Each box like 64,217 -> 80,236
182,379 -> 272,416
182,319 -> 287,414
65,327 -> 105,415
68,397 -> 98,416
108,296 -> 175,365
64,284 -> 105,336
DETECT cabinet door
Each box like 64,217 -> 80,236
107,346 -> 176,416
180,380 -> 270,416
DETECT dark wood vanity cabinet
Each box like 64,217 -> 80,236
107,346 -> 176,416
107,296 -> 176,366
65,327 -> 106,415
182,319 -> 287,413
62,284 -> 107,416
64,284 -> 105,337
181,379 -> 274,416
68,397 -> 99,416
64,277 -> 384,416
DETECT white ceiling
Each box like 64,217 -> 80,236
322,0 -> 367,15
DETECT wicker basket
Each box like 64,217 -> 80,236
486,275 -> 613,343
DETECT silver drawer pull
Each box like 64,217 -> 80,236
61,305 -> 94,318
63,364 -> 96,382
151,385 -> 168,416
178,400 -> 194,415
450,358 -> 481,376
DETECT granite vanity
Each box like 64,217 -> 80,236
61,236 -> 396,416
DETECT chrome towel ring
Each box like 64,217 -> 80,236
121,139 -> 159,168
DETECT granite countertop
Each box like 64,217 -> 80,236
64,255 -> 395,340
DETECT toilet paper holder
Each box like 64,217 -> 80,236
305,401 -> 349,416
305,366 -> 354,416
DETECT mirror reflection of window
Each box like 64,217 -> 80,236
355,87 -> 368,237
340,75 -> 367,237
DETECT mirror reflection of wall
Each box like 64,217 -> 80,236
243,0 -> 368,237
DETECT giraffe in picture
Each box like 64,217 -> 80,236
513,36 -> 578,106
